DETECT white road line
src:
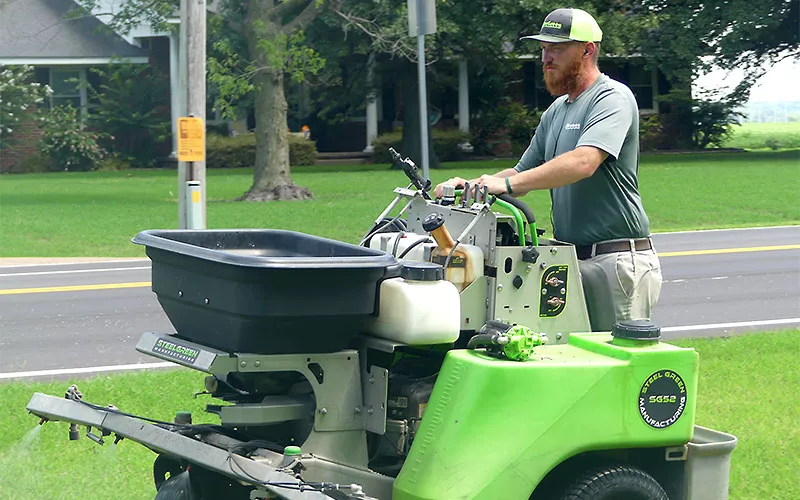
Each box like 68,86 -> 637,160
0,266 -> 150,277
0,259 -> 149,269
662,318 -> 800,333
0,362 -> 175,380
654,226 -> 800,235
3,318 -> 799,380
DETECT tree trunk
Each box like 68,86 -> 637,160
399,64 -> 440,171
238,7 -> 312,202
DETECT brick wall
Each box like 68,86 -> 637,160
1,105 -> 44,173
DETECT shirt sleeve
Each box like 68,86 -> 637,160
576,89 -> 633,160
513,108 -> 549,172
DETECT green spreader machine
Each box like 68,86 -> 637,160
27,150 -> 737,500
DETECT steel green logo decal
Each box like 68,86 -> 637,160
639,370 -> 686,429
542,21 -> 562,29
153,338 -> 200,364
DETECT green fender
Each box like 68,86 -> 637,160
393,333 -> 698,500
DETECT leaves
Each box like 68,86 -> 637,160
39,105 -> 107,171
0,65 -> 52,149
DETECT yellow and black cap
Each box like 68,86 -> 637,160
521,8 -> 603,44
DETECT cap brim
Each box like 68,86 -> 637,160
520,34 -> 572,43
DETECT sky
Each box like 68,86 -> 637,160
694,58 -> 800,103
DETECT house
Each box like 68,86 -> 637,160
301,53 -> 675,155
0,0 -> 180,172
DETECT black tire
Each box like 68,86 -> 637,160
561,464 -> 668,500
154,455 -> 186,491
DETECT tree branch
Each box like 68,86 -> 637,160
270,0 -> 309,21
281,1 -> 320,34
331,7 -> 416,61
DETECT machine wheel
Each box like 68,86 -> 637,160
154,455 -> 187,491
561,464 -> 668,500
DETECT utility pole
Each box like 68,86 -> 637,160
177,0 -> 206,229
408,0 -> 436,181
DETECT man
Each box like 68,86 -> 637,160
434,8 -> 661,331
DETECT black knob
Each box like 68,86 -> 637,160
422,213 -> 445,232
512,275 -> 524,289
521,246 -> 539,264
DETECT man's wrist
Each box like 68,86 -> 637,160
505,176 -> 514,195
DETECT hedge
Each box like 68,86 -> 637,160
206,133 -> 318,168
371,129 -> 469,164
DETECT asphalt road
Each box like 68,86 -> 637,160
1,226 -> 798,379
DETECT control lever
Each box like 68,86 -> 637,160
389,148 -> 431,200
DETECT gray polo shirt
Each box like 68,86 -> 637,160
514,74 -> 650,246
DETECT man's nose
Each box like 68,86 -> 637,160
541,50 -> 552,64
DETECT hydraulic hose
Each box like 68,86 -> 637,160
496,194 -> 539,246
467,333 -> 503,350
397,237 -> 433,259
497,193 -> 536,224
491,198 -> 527,246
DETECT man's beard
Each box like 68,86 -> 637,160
543,54 -> 583,97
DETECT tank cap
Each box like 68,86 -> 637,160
283,445 -> 302,456
422,213 -> 445,232
401,261 -> 443,282
612,319 -> 661,341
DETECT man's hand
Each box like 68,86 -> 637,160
433,177 -> 468,198
476,174 -> 509,195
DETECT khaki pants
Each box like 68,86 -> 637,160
578,247 -> 662,332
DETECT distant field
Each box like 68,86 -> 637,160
722,122 -> 800,150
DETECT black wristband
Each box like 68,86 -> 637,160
505,177 -> 513,195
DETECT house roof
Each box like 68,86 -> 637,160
0,0 -> 148,65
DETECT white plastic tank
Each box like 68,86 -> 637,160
364,262 -> 460,344
367,232 -> 432,260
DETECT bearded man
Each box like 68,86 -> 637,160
434,8 -> 662,331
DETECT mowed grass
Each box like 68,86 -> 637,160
1,150 -> 798,257
723,122 -> 800,150
0,331 -> 797,499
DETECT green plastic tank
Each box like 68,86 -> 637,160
393,327 -> 699,500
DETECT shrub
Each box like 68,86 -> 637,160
88,64 -> 170,168
205,133 -> 317,168
639,113 -> 664,151
39,105 -> 106,171
471,101 -> 540,157
97,155 -> 132,171
289,135 -> 318,166
0,64 -> 51,149
370,132 -> 402,163
371,129 -> 469,164
7,153 -> 54,174
692,99 -> 744,149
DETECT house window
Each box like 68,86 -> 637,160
601,60 -> 658,112
49,68 -> 87,115
627,65 -> 657,113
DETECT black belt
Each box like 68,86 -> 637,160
575,238 -> 653,260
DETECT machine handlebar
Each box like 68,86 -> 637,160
389,147 -> 432,200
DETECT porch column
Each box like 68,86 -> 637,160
364,53 -> 378,153
458,59 -> 473,152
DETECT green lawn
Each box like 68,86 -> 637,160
0,331 -> 796,499
722,122 -> 800,150
1,150 -> 798,257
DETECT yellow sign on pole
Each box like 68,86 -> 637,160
177,117 -> 205,162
